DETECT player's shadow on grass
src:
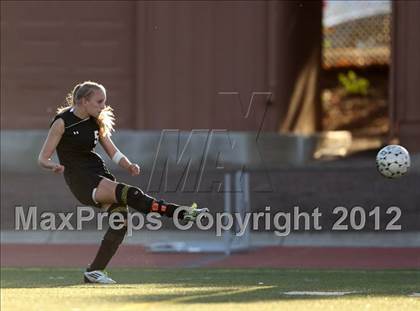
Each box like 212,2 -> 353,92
0,268 -> 86,288
2,268 -> 419,303
87,289 -> 413,304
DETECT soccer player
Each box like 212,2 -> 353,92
38,81 -> 207,284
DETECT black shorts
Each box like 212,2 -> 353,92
64,169 -> 116,208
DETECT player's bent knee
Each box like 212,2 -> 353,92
95,178 -> 119,204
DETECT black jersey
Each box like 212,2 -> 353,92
51,108 -> 106,173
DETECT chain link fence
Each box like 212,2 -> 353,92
323,0 -> 391,68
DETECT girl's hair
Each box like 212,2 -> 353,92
58,81 -> 115,137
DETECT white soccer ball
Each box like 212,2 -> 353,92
376,145 -> 410,178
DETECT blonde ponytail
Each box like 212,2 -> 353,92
98,106 -> 115,137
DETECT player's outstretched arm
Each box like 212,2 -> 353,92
99,135 -> 140,176
38,118 -> 65,174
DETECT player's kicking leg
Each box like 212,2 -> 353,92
114,182 -> 209,220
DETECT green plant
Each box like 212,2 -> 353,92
338,70 -> 370,96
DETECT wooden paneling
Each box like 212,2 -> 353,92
391,1 -> 420,151
1,1 -> 135,129
136,1 -> 270,130
1,1 -> 323,133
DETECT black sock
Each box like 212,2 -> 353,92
115,183 -> 181,218
88,228 -> 126,271
88,206 -> 127,271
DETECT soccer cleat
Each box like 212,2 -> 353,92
84,270 -> 116,284
181,202 -> 209,222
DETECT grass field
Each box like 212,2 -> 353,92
1,268 -> 419,311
